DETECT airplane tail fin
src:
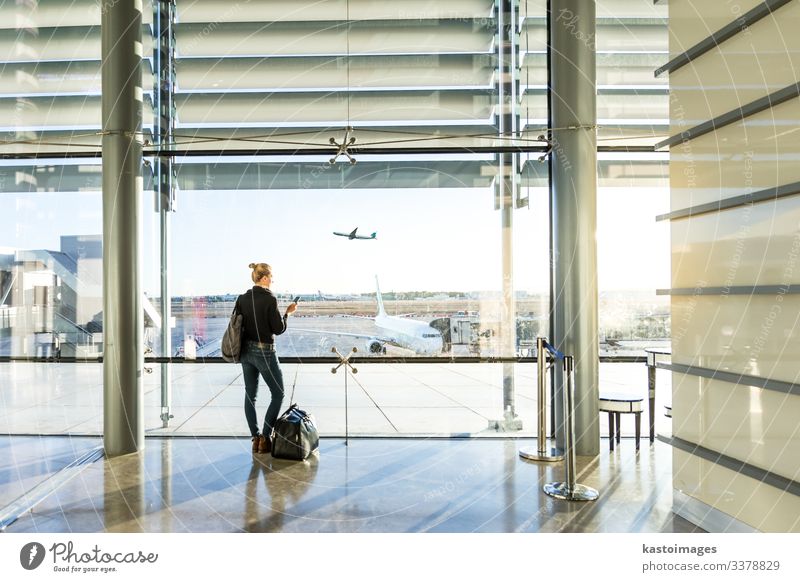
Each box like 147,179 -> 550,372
375,275 -> 387,317
370,232 -> 377,239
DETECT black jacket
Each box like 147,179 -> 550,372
236,286 -> 287,344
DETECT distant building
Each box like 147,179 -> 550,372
0,235 -> 103,357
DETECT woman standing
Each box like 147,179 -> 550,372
236,262 -> 297,453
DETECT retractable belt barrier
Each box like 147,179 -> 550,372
520,337 -> 599,502
519,338 -> 563,462
543,354 -> 599,501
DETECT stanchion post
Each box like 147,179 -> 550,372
646,350 -> 657,444
544,355 -> 599,501
564,355 -> 576,488
520,337 -> 563,462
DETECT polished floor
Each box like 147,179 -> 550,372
1,435 -> 700,533
0,362 -> 673,437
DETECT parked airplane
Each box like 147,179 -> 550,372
316,290 -> 361,301
296,277 -> 444,355
370,277 -> 444,355
202,278 -> 443,357
333,227 -> 377,240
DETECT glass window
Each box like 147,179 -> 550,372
0,0 -> 671,437
0,165 -> 102,357
168,155 -> 549,359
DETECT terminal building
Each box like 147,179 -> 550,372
0,0 -> 798,534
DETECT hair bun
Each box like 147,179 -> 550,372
248,263 -> 256,269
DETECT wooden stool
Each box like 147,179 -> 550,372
599,393 -> 644,451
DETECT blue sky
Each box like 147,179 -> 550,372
2,185 -> 669,296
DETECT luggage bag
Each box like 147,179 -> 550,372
271,404 -> 319,460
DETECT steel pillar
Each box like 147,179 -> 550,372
154,0 -> 176,427
548,0 -> 600,455
102,0 -> 144,456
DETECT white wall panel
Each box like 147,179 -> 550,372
670,0 -> 800,534
668,0 -> 765,56
670,1 -> 800,127
672,295 -> 800,384
673,375 -> 800,480
673,449 -> 800,532
671,197 -> 800,288
670,98 -> 800,210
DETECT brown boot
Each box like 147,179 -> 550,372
251,435 -> 260,453
257,434 -> 271,454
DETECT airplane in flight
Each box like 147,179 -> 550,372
291,277 -> 444,355
333,227 -> 377,240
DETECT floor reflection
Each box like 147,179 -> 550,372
2,436 -> 702,533
103,451 -> 146,533
245,454 -> 320,532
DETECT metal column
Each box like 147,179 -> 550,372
102,0 -> 144,456
548,0 -> 600,455
497,0 -> 522,430
154,0 -> 176,427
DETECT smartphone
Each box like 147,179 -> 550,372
292,296 -> 300,303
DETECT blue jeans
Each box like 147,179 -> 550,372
241,344 -> 285,438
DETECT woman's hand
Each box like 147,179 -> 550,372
285,302 -> 298,316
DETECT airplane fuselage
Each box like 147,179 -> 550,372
333,228 -> 376,240
374,313 -> 443,355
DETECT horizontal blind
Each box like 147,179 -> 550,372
0,0 -> 155,155
0,0 -> 669,185
173,0 -> 499,151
